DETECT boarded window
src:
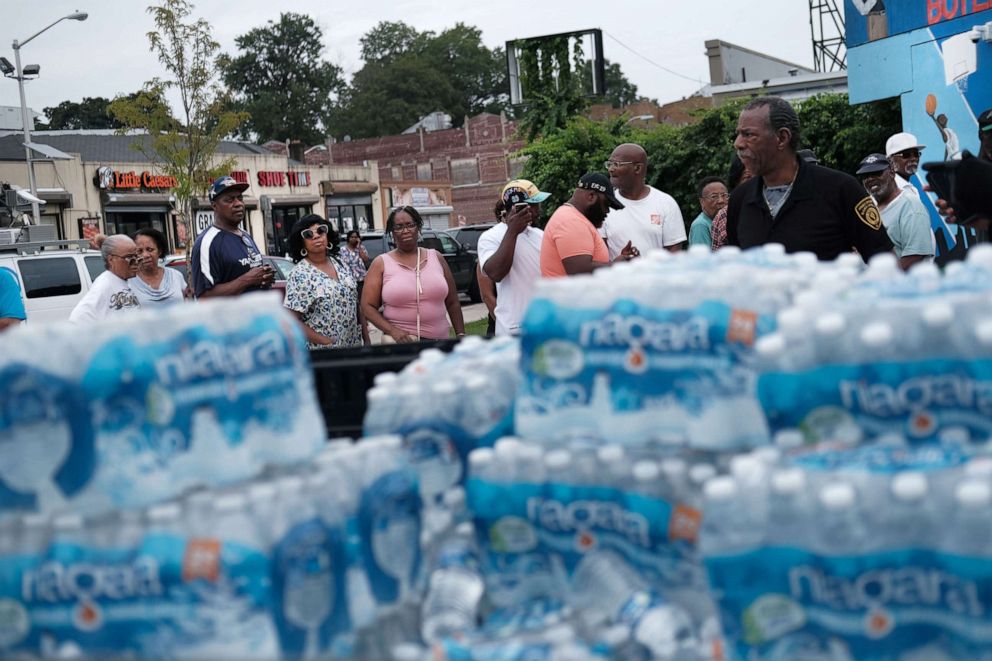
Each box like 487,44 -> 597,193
416,163 -> 433,180
450,158 -> 480,186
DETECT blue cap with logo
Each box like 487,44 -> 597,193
209,176 -> 249,203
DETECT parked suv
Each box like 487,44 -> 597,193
0,239 -> 106,324
447,223 -> 495,254
356,229 -> 481,302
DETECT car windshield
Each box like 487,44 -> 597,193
454,228 -> 486,251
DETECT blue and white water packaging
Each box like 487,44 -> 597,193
0,294 -> 326,517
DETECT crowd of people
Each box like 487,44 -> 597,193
3,96 -> 990,342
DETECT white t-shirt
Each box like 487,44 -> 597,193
894,173 -> 920,197
601,186 -> 686,259
69,270 -> 140,323
477,223 -> 544,336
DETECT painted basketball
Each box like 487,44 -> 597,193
925,94 -> 937,115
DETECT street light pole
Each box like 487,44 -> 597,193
12,43 -> 40,225
8,12 -> 88,225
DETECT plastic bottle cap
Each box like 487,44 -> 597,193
366,386 -> 388,403
596,444 -> 625,463
632,460 -> 660,482
764,243 -> 786,255
465,374 -> 488,390
390,643 -> 426,661
921,303 -> 954,328
750,447 -> 781,466
431,380 -> 459,396
868,252 -> 898,271
703,476 -> 738,501
688,463 -> 716,485
21,513 -> 48,529
53,514 -> 84,530
956,480 -> 992,508
729,455 -> 762,481
891,473 -> 928,501
494,437 -> 522,455
214,493 -> 247,512
660,458 -> 687,477
544,449 -> 572,471
976,320 -> 992,346
773,429 -> 805,450
771,468 -> 806,494
819,482 -> 856,510
454,521 -> 474,537
815,312 -> 845,337
776,308 -> 806,334
442,486 -> 466,508
860,322 -> 893,347
373,372 -> 398,386
793,251 -> 818,268
964,457 -> 992,478
468,447 -> 495,470
147,503 -> 182,522
755,334 -> 786,357
516,444 -> 543,464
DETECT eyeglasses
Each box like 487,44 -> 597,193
301,225 -> 329,240
111,252 -> 140,265
895,149 -> 920,158
702,192 -> 730,201
604,160 -> 639,170
392,223 -> 418,234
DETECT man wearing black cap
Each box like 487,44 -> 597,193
727,96 -> 894,261
540,173 -> 639,277
857,153 -> 933,270
190,176 -> 275,298
978,108 -> 992,163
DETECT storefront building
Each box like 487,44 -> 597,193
0,131 -> 382,255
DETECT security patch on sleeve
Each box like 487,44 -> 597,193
855,196 -> 882,230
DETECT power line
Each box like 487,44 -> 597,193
603,30 -> 705,85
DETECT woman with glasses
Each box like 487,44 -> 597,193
689,176 -> 730,248
361,206 -> 465,343
129,228 -> 187,306
69,234 -> 141,323
284,214 -> 363,349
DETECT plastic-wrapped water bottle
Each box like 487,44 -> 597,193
884,472 -> 934,548
766,467 -> 810,546
700,476 -> 762,556
815,482 -> 869,554
420,522 -> 485,644
947,479 -> 992,555
569,550 -> 699,660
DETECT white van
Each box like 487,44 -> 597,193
0,239 -> 106,324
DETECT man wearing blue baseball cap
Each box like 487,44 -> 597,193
190,176 -> 274,298
857,153 -> 933,271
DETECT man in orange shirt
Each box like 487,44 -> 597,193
541,173 -> 639,277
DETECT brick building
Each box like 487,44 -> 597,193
305,112 -> 525,229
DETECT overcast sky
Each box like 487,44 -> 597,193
0,0 -> 822,125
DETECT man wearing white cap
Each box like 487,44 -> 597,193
885,132 -> 926,196
477,179 -> 548,336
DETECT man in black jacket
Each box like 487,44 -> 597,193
726,96 -> 894,262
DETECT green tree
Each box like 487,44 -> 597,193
516,34 -> 590,142
580,59 -> 645,108
219,13 -> 346,145
329,21 -> 507,139
43,97 -> 120,130
520,93 -> 901,234
109,0 -> 246,258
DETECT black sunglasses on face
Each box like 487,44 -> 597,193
301,225 -> 329,240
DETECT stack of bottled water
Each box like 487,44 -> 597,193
755,248 -> 992,446
0,294 -> 326,517
455,437 -> 720,660
363,336 -> 521,502
0,435 -> 423,659
700,440 -> 992,660
515,245 -> 841,450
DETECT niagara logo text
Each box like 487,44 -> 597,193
155,330 -> 289,385
789,565 -> 982,616
578,314 -> 709,353
526,497 -> 650,548
839,374 -> 992,418
22,556 -> 163,603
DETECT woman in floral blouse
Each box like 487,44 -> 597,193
284,215 -> 364,349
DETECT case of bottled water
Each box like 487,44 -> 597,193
515,246 -> 826,450
0,294 -> 326,518
0,435 -> 422,659
701,440 -> 992,660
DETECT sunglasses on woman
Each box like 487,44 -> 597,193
301,225 -> 329,240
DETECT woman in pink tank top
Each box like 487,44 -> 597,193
361,206 -> 466,342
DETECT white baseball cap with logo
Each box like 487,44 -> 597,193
885,132 -> 926,157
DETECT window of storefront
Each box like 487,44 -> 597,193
327,194 -> 374,234
269,205 -> 312,256
104,209 -> 168,241
416,163 -> 432,180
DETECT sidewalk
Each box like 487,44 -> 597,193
367,300 -> 489,343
